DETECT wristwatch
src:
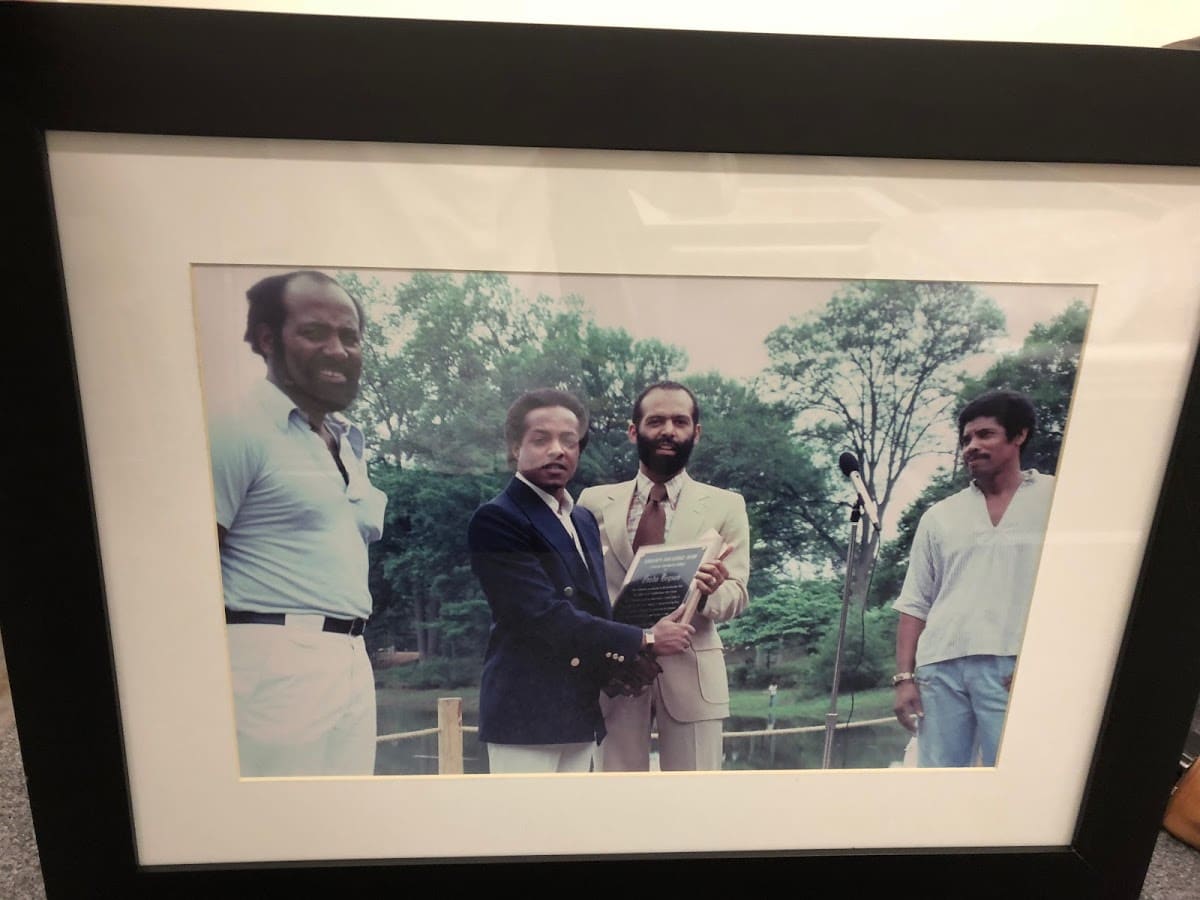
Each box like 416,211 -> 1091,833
642,630 -> 656,653
891,671 -> 915,687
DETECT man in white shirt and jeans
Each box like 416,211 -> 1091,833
892,389 -> 1056,767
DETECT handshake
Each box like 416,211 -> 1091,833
601,649 -> 663,698
601,610 -> 695,698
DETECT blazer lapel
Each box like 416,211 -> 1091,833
668,472 -> 711,542
507,480 -> 591,586
603,480 -> 637,569
573,510 -> 610,612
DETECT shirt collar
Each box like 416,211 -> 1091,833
252,379 -> 362,454
516,472 -> 574,516
635,469 -> 686,507
970,468 -> 1040,492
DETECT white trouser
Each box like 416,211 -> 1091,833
227,619 -> 376,777
486,742 -> 594,774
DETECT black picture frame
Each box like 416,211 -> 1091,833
3,3 -> 1200,897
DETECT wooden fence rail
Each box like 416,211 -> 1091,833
376,698 -> 897,774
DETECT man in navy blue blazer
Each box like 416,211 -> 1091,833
468,388 -> 695,774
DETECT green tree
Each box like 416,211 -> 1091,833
719,579 -> 843,651
806,605 -> 897,693
342,270 -> 551,470
960,299 -> 1088,475
683,373 -> 839,592
368,466 -> 504,657
346,270 -> 688,477
763,280 -> 1006,600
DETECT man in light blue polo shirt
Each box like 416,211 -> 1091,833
892,389 -> 1055,767
211,270 -> 386,777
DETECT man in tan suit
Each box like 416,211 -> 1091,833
578,381 -> 750,771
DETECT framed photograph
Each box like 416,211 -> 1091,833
4,4 -> 1200,896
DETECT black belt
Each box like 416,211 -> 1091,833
224,608 -> 366,637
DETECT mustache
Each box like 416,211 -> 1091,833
313,358 -> 359,374
280,366 -> 360,386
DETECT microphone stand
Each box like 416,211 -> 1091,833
822,497 -> 864,769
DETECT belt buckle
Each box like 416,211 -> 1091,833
320,616 -> 365,636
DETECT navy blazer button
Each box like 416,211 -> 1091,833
570,657 -> 581,667
563,586 -> 575,597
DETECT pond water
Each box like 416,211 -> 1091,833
375,694 -> 488,776
373,696 -> 909,774
722,716 -> 911,771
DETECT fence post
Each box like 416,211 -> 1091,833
438,697 -> 463,775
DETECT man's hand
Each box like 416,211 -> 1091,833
694,559 -> 729,596
601,652 -> 662,698
893,681 -> 924,734
650,615 -> 695,655
893,614 -> 925,734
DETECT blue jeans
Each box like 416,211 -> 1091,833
915,655 -> 1015,767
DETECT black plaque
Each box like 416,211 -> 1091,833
612,535 -> 722,628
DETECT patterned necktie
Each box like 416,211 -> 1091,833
633,483 -> 668,551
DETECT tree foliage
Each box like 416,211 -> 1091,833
719,580 -> 843,651
343,270 -> 686,475
350,270 -> 832,654
367,467 -> 504,656
805,605 -> 897,693
763,280 -> 1006,522
345,270 -> 534,470
762,280 -> 1006,599
960,299 -> 1088,475
682,373 -> 837,591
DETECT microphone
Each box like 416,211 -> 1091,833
838,452 -> 881,530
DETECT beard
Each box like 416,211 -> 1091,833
296,373 -> 359,413
273,341 -> 361,414
636,430 -> 695,479
292,364 -> 360,413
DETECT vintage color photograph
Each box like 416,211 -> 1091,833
192,264 -> 1093,777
